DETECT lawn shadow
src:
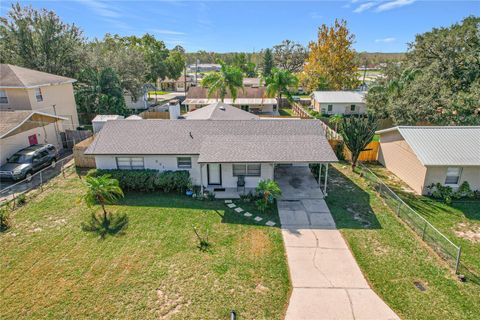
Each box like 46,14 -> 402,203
325,166 -> 382,230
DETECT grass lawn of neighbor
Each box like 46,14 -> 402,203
0,169 -> 290,319
326,163 -> 480,320
278,108 -> 295,117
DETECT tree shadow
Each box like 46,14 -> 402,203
325,166 -> 382,230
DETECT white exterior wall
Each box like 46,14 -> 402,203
0,123 -> 62,165
313,100 -> 366,115
94,155 -> 274,188
424,166 -> 480,194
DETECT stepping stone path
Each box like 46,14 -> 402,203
224,201 -> 277,227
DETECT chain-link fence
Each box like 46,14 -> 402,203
358,163 -> 462,273
0,155 -> 74,208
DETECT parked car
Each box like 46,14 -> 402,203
0,144 -> 59,181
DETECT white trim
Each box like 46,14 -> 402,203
0,79 -> 76,89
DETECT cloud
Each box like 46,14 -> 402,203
309,11 -> 322,19
375,37 -> 396,43
150,29 -> 186,35
77,0 -> 122,18
353,2 -> 376,13
375,0 -> 415,12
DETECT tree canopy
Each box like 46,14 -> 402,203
301,19 -> 359,91
0,3 -> 85,77
201,61 -> 244,102
272,40 -> 307,73
262,48 -> 274,78
265,68 -> 298,107
367,16 -> 480,125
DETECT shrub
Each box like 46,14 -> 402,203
428,183 -> 454,204
0,206 -> 11,232
88,169 -> 191,193
454,181 -> 474,199
16,194 -> 26,206
256,179 -> 282,213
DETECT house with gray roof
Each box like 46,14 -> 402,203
310,91 -> 366,115
85,119 -> 337,197
182,102 -> 260,120
377,126 -> 480,194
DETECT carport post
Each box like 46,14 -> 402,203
200,163 -> 204,193
318,163 -> 322,189
323,163 -> 329,196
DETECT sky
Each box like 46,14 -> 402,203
1,0 -> 478,52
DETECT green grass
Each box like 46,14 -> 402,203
0,171 -> 290,319
326,163 -> 480,320
364,163 -> 480,277
148,90 -> 168,95
278,108 -> 295,117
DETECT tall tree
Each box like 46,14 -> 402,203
165,49 -> 186,80
75,68 -> 128,122
201,61 -> 244,102
0,3 -> 85,77
265,68 -> 299,108
367,16 -> 480,125
340,115 -> 377,170
272,40 -> 307,73
301,19 -> 360,91
262,48 -> 274,78
233,53 -> 257,77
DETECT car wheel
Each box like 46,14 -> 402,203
25,172 -> 32,182
51,159 -> 56,168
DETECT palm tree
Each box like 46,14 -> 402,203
265,68 -> 299,108
82,175 -> 127,238
201,61 -> 244,102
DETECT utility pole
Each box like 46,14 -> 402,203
52,104 -> 61,147
195,58 -> 199,85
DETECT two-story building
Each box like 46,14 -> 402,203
0,64 -> 79,130
310,91 -> 366,115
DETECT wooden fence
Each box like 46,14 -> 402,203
292,103 -> 312,119
329,139 -> 379,162
73,136 -> 96,168
139,111 -> 170,119
61,129 -> 92,149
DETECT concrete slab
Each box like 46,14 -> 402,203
347,289 -> 400,320
285,288 -> 354,320
282,229 -> 348,249
227,203 -> 236,208
276,166 -> 324,200
284,247 -> 333,288
277,200 -> 304,211
254,216 -> 263,222
301,199 -> 330,213
309,213 -> 336,228
278,209 -> 309,226
234,207 -> 243,213
244,212 -> 252,217
266,221 -> 276,227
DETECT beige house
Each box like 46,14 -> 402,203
0,111 -> 65,165
0,64 -> 78,130
377,126 -> 480,195
158,75 -> 194,92
311,91 -> 366,115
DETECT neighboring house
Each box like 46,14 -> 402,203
310,91 -> 366,115
0,64 -> 79,130
183,87 -> 277,114
158,75 -> 194,92
0,111 -> 65,165
243,78 -> 263,88
124,91 -> 148,111
182,102 -> 260,120
85,119 -> 337,196
187,63 -> 221,73
91,115 -> 124,134
377,126 -> 480,195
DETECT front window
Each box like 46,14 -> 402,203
327,104 -> 333,112
350,104 -> 356,111
35,88 -> 43,102
177,157 -> 192,169
116,157 -> 144,170
233,163 -> 261,177
0,90 -> 8,104
8,153 -> 33,164
445,167 -> 462,185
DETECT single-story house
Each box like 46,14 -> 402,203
158,75 -> 194,92
182,102 -> 260,120
91,115 -> 124,134
183,87 -> 277,115
243,78 -> 263,87
311,91 -> 366,115
85,119 -> 337,197
187,63 -> 221,73
377,126 -> 480,195
0,111 -> 65,165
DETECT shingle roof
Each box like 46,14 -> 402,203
92,115 -> 125,122
311,91 -> 365,103
0,111 -> 66,138
187,86 -> 268,99
183,102 -> 260,120
0,64 -> 76,88
85,119 -> 338,163
377,126 -> 480,166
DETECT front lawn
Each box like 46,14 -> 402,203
0,171 -> 290,319
326,164 -> 480,320
148,90 -> 168,95
364,163 -> 480,277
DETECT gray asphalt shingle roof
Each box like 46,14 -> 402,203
377,126 -> 480,166
0,64 -> 76,88
183,102 -> 260,120
85,119 -> 338,163
311,91 -> 365,103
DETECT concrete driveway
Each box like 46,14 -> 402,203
277,166 -> 398,320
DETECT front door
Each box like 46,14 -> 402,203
207,164 -> 222,185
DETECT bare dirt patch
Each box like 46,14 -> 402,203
455,222 -> 480,243
242,229 -> 271,258
156,288 -> 190,319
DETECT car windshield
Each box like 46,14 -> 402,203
8,153 -> 32,164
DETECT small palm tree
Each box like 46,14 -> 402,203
82,175 -> 127,238
201,60 -> 244,102
265,68 -> 299,108
256,179 -> 282,213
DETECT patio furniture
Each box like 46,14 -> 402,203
237,175 -> 245,193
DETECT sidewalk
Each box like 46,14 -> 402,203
279,198 -> 399,320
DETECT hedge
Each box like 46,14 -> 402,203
87,169 -> 191,193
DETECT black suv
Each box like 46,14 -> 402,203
0,144 -> 59,181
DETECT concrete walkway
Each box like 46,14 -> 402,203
277,167 -> 398,320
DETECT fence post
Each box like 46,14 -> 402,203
396,201 -> 401,216
455,246 -> 462,274
11,192 -> 16,210
422,222 -> 428,240
40,171 -> 43,191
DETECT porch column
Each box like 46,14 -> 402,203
318,163 -> 323,189
323,163 -> 329,196
200,163 -> 204,193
